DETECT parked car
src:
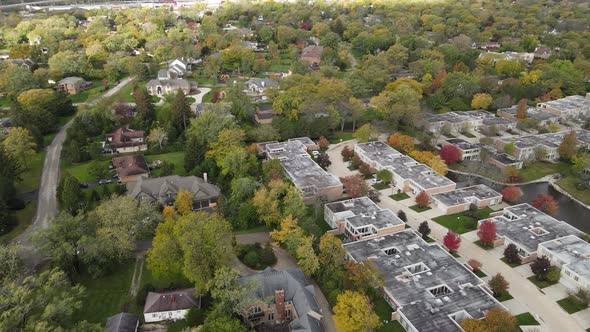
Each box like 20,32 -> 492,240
99,179 -> 113,185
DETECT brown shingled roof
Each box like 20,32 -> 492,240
106,126 -> 145,149
144,288 -> 200,313
112,155 -> 149,178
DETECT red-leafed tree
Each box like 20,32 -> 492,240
443,231 -> 461,253
501,186 -> 523,203
477,220 -> 497,245
340,175 -> 369,198
415,191 -> 430,207
341,146 -> 354,161
531,194 -> 559,216
440,144 -> 462,165
318,136 -> 330,149
467,259 -> 482,273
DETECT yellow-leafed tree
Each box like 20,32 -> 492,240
175,190 -> 193,215
333,290 -> 381,332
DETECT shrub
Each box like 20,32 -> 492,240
415,191 -> 429,207
531,256 -> 551,280
468,259 -> 482,272
489,273 -> 509,296
503,243 -> 521,265
546,266 -> 561,283
418,221 -> 431,240
397,210 -> 407,222
243,250 -> 260,267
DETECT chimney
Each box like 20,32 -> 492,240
275,289 -> 285,322
203,172 -> 208,183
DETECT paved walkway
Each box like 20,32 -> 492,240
188,87 -> 210,114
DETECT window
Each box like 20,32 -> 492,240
383,247 -> 399,256
268,312 -> 274,321
428,284 -> 453,297
405,262 -> 430,275
285,309 -> 292,319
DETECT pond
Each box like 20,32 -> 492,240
449,173 -> 590,233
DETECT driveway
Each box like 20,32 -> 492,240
326,140 -> 357,178
188,87 -> 211,114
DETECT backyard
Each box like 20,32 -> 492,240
68,81 -> 107,104
431,207 -> 493,234
145,151 -> 186,177
518,161 -> 570,182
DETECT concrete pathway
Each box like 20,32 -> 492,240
187,87 -> 210,114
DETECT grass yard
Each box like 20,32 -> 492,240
432,208 -> 493,234
389,192 -> 410,201
201,87 -> 224,103
527,276 -> 558,289
500,257 -> 522,268
72,261 -> 136,324
556,175 -> 590,205
0,201 -> 37,244
331,131 -> 354,142
145,151 -> 186,177
409,205 -> 431,213
372,182 -> 389,190
474,240 -> 494,250
16,151 -> 47,194
474,269 -> 487,278
495,291 -> 514,302
515,312 -> 540,326
111,81 -> 149,103
0,96 -> 12,107
370,293 -> 405,332
64,160 -> 112,183
69,81 -> 107,103
557,296 -> 588,314
519,161 -> 570,182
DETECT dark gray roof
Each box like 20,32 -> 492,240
105,312 -> 139,332
126,175 -> 220,205
144,288 -> 200,313
240,268 -> 324,332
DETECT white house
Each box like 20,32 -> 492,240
245,78 -> 278,95
168,58 -> 190,77
143,288 -> 200,323
538,235 -> 590,292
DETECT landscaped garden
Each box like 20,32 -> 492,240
500,257 -> 522,268
432,207 -> 493,234
527,275 -> 558,289
237,243 -> 277,270
389,192 -> 410,201
409,204 -> 431,213
514,312 -> 540,326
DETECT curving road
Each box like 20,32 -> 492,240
15,78 -> 133,269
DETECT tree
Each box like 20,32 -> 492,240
471,93 -> 493,110
316,152 -> 331,170
388,132 -> 415,153
427,155 -> 448,175
296,236 -> 320,276
477,220 -> 497,246
170,89 -> 192,132
134,87 -> 155,128
501,186 -> 523,203
175,190 -> 193,215
202,315 -> 248,332
516,99 -> 528,120
147,212 -> 234,294
558,130 -> 577,161
319,136 -> 330,149
461,308 -> 518,332
440,144 -> 462,165
207,266 -> 255,318
488,273 -> 509,296
503,243 -> 521,265
495,60 -> 522,77
341,146 -> 354,161
467,259 -> 482,273
531,193 -> 559,216
353,124 -> 378,143
340,175 -> 369,198
503,142 -> 515,156
318,234 -> 346,274
531,256 -> 552,280
57,173 -> 83,215
1,127 -> 36,169
443,231 -> 461,253
333,290 -> 381,332
0,244 -> 22,286
415,191 -> 429,207
0,268 -> 99,331
147,127 -> 168,149
376,169 -> 392,184
418,221 -> 431,240
371,84 -> 422,128
397,210 -> 407,222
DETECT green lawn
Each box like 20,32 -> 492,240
72,261 -> 136,324
474,240 -> 494,250
372,182 -> 389,190
111,81 -> 150,103
64,160 -> 112,183
389,193 -> 410,201
331,131 -> 354,142
501,257 -> 522,268
16,151 -> 47,194
495,291 -> 514,302
145,151 -> 186,177
202,87 -> 223,103
432,208 -> 493,234
556,175 -> 590,205
370,293 -> 405,332
409,205 -> 431,213
0,201 -> 37,244
527,276 -> 558,289
474,269 -> 487,278
515,312 -> 540,326
519,161 -> 570,182
69,81 -> 107,103
557,296 -> 588,314
0,96 -> 12,107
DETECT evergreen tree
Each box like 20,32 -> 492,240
58,173 -> 82,215
184,136 -> 205,173
171,90 -> 191,133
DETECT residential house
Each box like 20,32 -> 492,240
245,78 -> 278,95
105,313 -> 139,332
538,235 -> 590,292
497,105 -> 559,126
431,185 -> 502,215
354,141 -> 456,196
9,58 -> 35,70
239,268 -> 324,332
477,42 -> 501,50
57,77 -> 92,95
444,139 -> 481,161
495,129 -> 590,161
264,139 -> 342,203
168,58 -> 190,77
126,175 -> 220,210
480,117 -> 517,134
105,126 -> 147,154
301,45 -> 324,69
423,111 -> 493,136
146,79 -> 195,96
254,104 -> 274,124
144,288 -> 200,323
478,51 -> 535,64
536,95 -> 590,120
344,230 -> 503,332
112,155 -> 149,183
324,196 -> 405,240
478,204 -> 583,263
533,47 -> 552,59
485,150 -> 523,171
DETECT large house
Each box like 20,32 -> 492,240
497,105 -> 559,126
430,185 -> 502,215
538,235 -> 590,292
478,204 -> 583,264
444,139 -> 481,161
478,51 -> 535,64
126,175 -> 220,210
245,78 -> 278,95
324,196 -> 405,241
105,312 -> 139,332
112,155 -> 149,183
301,45 -> 324,68
354,141 -> 456,196
105,126 -> 147,154
423,110 -> 515,135
536,95 -> 590,120
254,104 -> 274,124
143,288 -> 200,323
239,268 -> 324,332
495,129 -> 590,161
264,138 -> 342,203
146,79 -> 195,97
57,77 -> 92,95
344,230 -> 503,332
